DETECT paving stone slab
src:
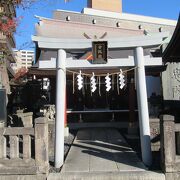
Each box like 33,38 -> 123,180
49,171 -> 165,180
61,128 -> 148,174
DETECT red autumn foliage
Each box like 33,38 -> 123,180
14,67 -> 28,80
0,16 -> 23,35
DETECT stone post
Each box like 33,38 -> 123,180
17,112 -> 33,127
0,121 -> 6,159
177,132 -> 180,155
134,47 -> 152,166
160,115 -> 176,173
35,117 -> 49,174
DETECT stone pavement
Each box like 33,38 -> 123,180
48,128 -> 165,180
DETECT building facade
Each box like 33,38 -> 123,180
12,50 -> 34,72
88,0 -> 122,13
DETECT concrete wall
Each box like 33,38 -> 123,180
88,0 -> 122,13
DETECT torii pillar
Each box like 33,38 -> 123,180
134,47 -> 152,166
55,49 -> 66,168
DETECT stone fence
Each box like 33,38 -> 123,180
0,117 -> 49,175
160,115 -> 180,179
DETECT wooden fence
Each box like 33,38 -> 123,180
0,117 -> 49,175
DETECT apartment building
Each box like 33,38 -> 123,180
12,50 -> 34,72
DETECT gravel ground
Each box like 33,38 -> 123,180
64,130 -> 77,159
121,131 -> 161,170
49,130 -> 77,172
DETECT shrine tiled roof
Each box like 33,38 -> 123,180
163,16 -> 180,62
35,18 -> 143,39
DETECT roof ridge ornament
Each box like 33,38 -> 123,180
83,32 -> 107,40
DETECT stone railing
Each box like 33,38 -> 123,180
11,111 -> 33,127
0,117 -> 49,175
150,118 -> 160,151
160,115 -> 180,174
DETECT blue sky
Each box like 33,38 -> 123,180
15,0 -> 180,50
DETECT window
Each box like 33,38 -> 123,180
27,51 -> 33,54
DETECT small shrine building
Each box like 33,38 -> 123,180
31,0 -> 177,168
